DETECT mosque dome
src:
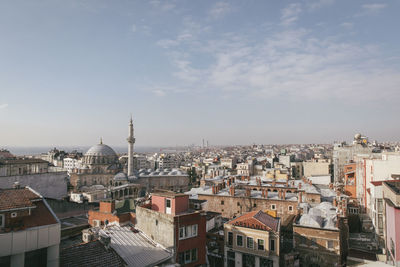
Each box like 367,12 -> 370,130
82,139 -> 118,166
85,143 -> 117,157
114,172 -> 128,181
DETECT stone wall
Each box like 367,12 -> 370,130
46,198 -> 98,218
293,225 -> 342,267
0,172 -> 68,199
135,206 -> 175,249
197,194 -> 298,219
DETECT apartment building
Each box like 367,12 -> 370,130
224,210 -> 280,267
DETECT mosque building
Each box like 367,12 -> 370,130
69,117 -> 189,200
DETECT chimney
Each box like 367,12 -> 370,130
298,182 -> 302,189
285,180 -> 289,187
230,185 -> 235,196
333,198 -> 337,207
262,189 -> 265,198
278,190 -> 282,199
298,192 -> 303,203
212,185 -> 216,194
329,183 -> 333,189
245,188 -> 251,197
13,181 -> 21,189
100,200 -> 115,213
282,190 -> 286,200
272,180 -> 276,187
265,189 -> 268,198
99,234 -> 111,250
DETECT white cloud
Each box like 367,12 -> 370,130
307,0 -> 335,10
154,26 -> 400,104
341,22 -> 353,29
362,3 -> 387,12
0,103 -> 8,109
149,0 -> 176,11
157,39 -> 179,49
355,3 -> 387,16
281,3 -> 302,26
153,89 -> 166,97
208,2 -> 233,19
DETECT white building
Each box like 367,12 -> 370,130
63,157 -> 81,173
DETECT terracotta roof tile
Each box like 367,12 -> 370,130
0,188 -> 40,211
228,210 -> 280,232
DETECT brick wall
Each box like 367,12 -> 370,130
198,194 -> 298,219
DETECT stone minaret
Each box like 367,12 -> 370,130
127,116 -> 135,176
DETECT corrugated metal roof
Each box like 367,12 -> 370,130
100,225 -> 173,267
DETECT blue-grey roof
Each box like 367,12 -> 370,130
85,144 -> 117,157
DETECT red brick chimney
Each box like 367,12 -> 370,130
282,190 -> 286,200
278,190 -> 282,199
212,185 -> 216,194
329,183 -> 333,189
229,185 -> 235,196
333,198 -> 337,207
246,188 -> 251,197
100,200 -> 115,213
298,192 -> 303,203
265,189 -> 268,198
262,189 -> 265,198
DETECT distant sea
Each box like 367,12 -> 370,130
3,146 -> 169,156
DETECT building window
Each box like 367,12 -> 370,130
247,237 -> 254,249
179,224 -> 198,240
270,239 -> 275,251
237,202 -> 240,206
253,203 -> 257,208
288,206 -> 293,212
258,239 -> 264,250
228,232 -> 233,246
221,200 -> 224,205
0,214 -> 4,228
237,235 -> 243,247
155,219 -> 158,226
327,240 -> 334,249
271,204 -> 276,210
166,199 -> 171,208
311,238 -> 317,247
179,248 -> 197,264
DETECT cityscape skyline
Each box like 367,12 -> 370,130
1,0 -> 400,146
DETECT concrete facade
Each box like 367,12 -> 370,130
0,172 -> 67,199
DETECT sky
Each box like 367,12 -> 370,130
0,0 -> 399,147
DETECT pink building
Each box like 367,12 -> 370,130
136,190 -> 207,267
383,181 -> 400,265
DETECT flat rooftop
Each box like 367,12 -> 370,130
384,180 -> 400,194
100,225 -> 172,267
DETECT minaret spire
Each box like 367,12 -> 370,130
127,115 -> 135,176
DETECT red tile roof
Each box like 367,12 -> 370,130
0,188 -> 40,211
228,210 -> 280,232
